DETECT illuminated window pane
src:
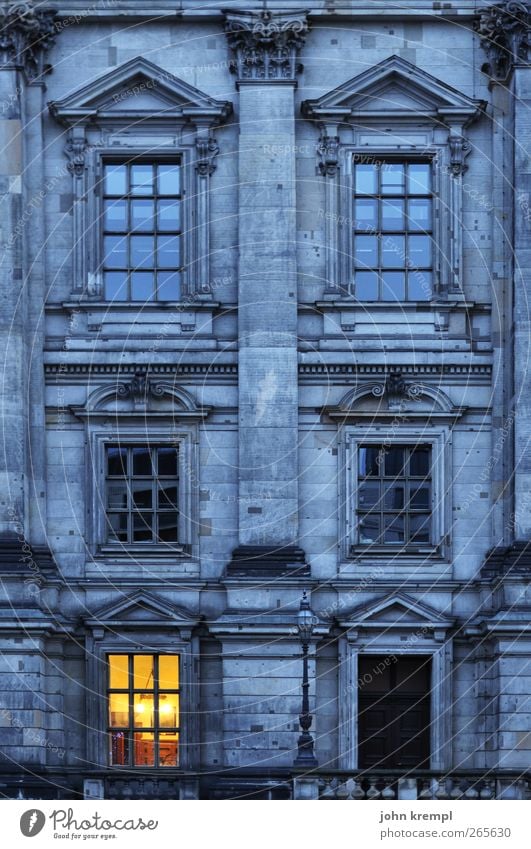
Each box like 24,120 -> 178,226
131,200 -> 155,232
159,656 -> 179,689
134,732 -> 155,766
158,200 -> 181,231
354,198 -> 377,230
158,164 -> 181,196
104,272 -> 128,301
109,692 -> 129,727
110,731 -> 130,766
133,655 -> 154,690
157,271 -> 181,301
104,200 -> 127,232
131,271 -> 155,301
159,732 -> 179,767
109,655 -> 129,690
133,694 -> 154,727
159,694 -> 179,728
355,271 -> 378,301
104,235 -> 127,268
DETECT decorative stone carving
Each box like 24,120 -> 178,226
0,1 -> 57,82
474,1 -> 531,81
195,135 -> 219,176
317,133 -> 340,176
64,133 -> 89,177
224,10 -> 308,82
448,133 -> 471,176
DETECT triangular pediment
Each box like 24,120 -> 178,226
339,592 -> 453,631
302,55 -> 484,122
85,591 -> 198,627
49,56 -> 232,125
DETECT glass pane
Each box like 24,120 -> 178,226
159,693 -> 179,728
158,513 -> 179,542
158,447 -> 178,476
355,164 -> 377,194
131,271 -> 155,301
408,270 -> 432,301
133,694 -> 154,727
385,447 -> 404,477
383,483 -> 405,509
158,732 -> 179,767
133,655 -> 154,690
408,235 -> 432,268
110,731 -> 130,766
381,199 -> 404,231
107,513 -> 128,542
131,200 -> 155,232
408,163 -> 431,195
104,272 -> 127,301
354,199 -> 377,231
158,485 -> 178,508
108,655 -> 129,690
109,692 -> 129,727
104,200 -> 127,232
408,199 -> 431,231
157,235 -> 180,268
158,199 -> 181,231
132,482 -> 152,509
157,271 -> 181,301
133,447 -> 152,475
381,163 -> 404,195
355,271 -> 378,301
409,483 -> 431,509
354,235 -> 377,268
381,234 -> 405,268
131,235 -> 154,269
359,513 -> 380,543
134,732 -> 154,767
409,446 -> 431,477
133,512 -> 153,542
358,446 -> 381,476
158,164 -> 181,196
107,482 -> 128,509
104,165 -> 126,196
107,447 -> 127,476
131,164 -> 153,195
410,514 -> 431,543
382,271 -> 405,301
159,655 -> 179,689
103,235 -> 127,268
384,513 -> 405,543
358,481 -> 380,508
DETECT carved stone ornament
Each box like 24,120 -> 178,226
448,133 -> 471,176
317,133 -> 340,176
64,134 -> 89,176
224,10 -> 309,82
195,135 -> 219,176
474,1 -> 531,81
0,1 -> 58,82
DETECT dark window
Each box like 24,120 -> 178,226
358,655 -> 431,769
353,160 -> 432,301
108,654 -> 180,767
357,445 -> 432,547
102,162 -> 182,302
105,445 -> 179,544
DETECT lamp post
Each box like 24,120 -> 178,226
294,590 -> 318,767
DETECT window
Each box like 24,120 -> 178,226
108,654 -> 180,767
105,445 -> 179,544
102,161 -> 182,302
356,444 -> 432,546
353,161 -> 432,302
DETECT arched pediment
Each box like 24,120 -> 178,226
322,374 -> 466,422
49,56 -> 232,126
71,375 -> 212,420
302,55 -> 484,125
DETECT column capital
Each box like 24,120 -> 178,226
224,9 -> 309,84
0,1 -> 57,83
475,0 -> 531,82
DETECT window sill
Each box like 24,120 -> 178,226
96,544 -> 191,559
349,544 -> 443,559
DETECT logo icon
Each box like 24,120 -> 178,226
20,810 -> 46,838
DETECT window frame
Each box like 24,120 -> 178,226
107,653 -> 181,769
100,157 -> 184,303
343,426 -> 450,560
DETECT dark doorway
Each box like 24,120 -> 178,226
358,654 -> 431,769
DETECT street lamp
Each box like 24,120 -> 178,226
294,590 -> 318,767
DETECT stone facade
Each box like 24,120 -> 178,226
0,0 -> 531,800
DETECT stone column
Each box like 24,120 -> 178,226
224,11 -> 309,576
0,1 -> 56,541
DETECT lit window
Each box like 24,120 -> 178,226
102,162 -> 182,302
356,444 -> 432,546
353,161 -> 432,301
108,654 -> 180,767
105,445 -> 179,544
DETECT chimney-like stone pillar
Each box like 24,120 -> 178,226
224,11 -> 309,576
